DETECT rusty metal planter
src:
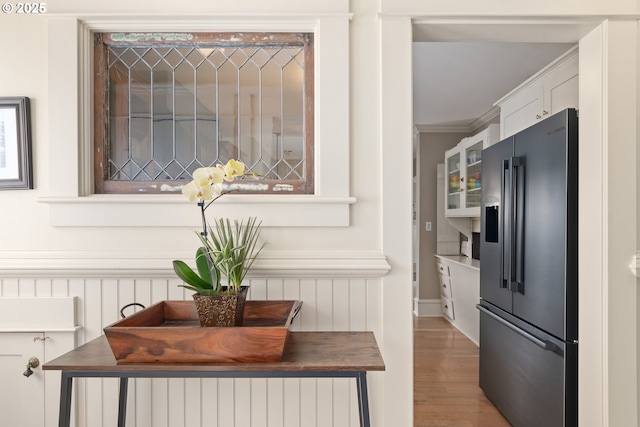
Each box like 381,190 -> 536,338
193,286 -> 248,327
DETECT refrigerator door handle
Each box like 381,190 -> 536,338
477,304 -> 557,351
507,157 -> 517,292
500,159 -> 509,289
511,156 -> 525,293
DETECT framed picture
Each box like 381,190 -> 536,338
0,97 -> 32,189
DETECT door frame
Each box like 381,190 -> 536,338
380,15 -> 638,427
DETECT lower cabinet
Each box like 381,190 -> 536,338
0,298 -> 78,427
437,261 -> 455,319
435,255 -> 480,345
0,332 -> 45,427
440,296 -> 455,320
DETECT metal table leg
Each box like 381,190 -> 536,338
56,370 -> 374,427
58,372 -> 73,427
117,378 -> 129,427
356,371 -> 371,427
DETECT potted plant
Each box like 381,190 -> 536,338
172,160 -> 266,327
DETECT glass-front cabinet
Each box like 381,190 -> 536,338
446,151 -> 462,210
444,124 -> 499,217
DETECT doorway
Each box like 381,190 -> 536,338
411,37 -> 577,426
411,40 -> 574,317
382,17 -> 639,426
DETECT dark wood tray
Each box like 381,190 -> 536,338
104,300 -> 302,363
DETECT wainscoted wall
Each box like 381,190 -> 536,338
0,252 -> 388,427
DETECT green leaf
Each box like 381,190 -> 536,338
178,284 -> 205,294
202,216 -> 267,290
194,247 -> 212,286
172,260 -> 211,290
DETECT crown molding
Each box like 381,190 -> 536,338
415,106 -> 500,134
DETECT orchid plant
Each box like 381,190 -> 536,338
172,159 -> 265,295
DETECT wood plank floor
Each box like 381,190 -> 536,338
414,317 -> 511,427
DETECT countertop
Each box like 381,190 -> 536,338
435,254 -> 480,270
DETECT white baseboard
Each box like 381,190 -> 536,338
413,298 -> 443,317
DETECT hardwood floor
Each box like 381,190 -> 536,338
414,317 -> 511,427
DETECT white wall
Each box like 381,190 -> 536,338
0,14 -> 48,249
0,1 -> 404,426
0,274 -> 384,427
416,132 -> 466,302
591,21 -> 639,426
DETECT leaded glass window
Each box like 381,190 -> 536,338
94,32 -> 314,194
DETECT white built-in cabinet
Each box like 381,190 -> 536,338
495,46 -> 578,139
444,124 -> 499,217
0,297 -> 78,427
435,255 -> 480,345
437,259 -> 454,320
1,333 -> 46,427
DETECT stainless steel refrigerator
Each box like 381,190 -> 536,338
478,108 -> 578,427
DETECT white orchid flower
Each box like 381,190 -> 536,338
221,159 -> 246,182
181,180 -> 215,203
181,160 -> 247,204
193,166 -> 225,186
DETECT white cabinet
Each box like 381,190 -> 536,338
435,255 -> 480,345
444,124 -> 499,217
0,298 -> 78,427
437,261 -> 455,320
496,46 -> 578,138
0,333 -> 46,427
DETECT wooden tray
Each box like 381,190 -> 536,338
104,300 -> 302,363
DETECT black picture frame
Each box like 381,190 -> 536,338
0,97 -> 32,189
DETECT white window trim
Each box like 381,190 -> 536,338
40,14 -> 354,227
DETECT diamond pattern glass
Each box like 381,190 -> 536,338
106,39 -> 307,188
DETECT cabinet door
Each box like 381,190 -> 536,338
543,54 -> 579,115
445,125 -> 499,217
0,332 -> 45,427
463,139 -> 484,210
499,51 -> 578,139
444,148 -> 462,214
500,81 -> 543,138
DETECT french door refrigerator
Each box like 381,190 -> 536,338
478,108 -> 578,427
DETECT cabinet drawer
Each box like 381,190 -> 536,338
437,262 -> 450,276
439,275 -> 453,299
441,296 -> 454,320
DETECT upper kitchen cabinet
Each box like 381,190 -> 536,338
445,124 -> 499,217
495,46 -> 578,139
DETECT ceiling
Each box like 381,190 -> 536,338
412,41 -> 576,130
410,20 -> 601,131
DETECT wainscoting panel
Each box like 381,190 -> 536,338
0,275 -> 384,427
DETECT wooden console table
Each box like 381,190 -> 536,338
44,331 -> 385,427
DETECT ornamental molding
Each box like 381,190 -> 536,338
0,250 -> 390,279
